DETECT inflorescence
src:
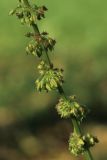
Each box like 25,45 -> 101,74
10,0 -> 98,159
56,96 -> 88,121
9,1 -> 48,24
35,61 -> 64,92
26,32 -> 56,57
69,133 -> 98,156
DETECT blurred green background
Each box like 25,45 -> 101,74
0,0 -> 107,160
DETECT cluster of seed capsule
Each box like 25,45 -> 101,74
56,96 -> 98,155
9,0 -> 48,25
69,133 -> 98,156
10,0 -> 98,157
26,32 -> 56,57
56,96 -> 88,121
35,61 -> 64,92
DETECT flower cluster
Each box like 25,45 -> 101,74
36,5 -> 48,20
56,96 -> 88,121
35,61 -> 64,92
10,1 -> 99,159
9,2 -> 47,25
26,32 -> 56,57
69,133 -> 98,156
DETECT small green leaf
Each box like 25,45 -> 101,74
9,9 -> 16,15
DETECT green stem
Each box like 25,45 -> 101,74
23,0 -> 94,160
57,84 -> 66,97
32,23 -> 40,34
45,51 -> 53,67
84,150 -> 94,160
72,118 -> 82,134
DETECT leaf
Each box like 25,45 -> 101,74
9,9 -> 16,15
46,84 -> 51,91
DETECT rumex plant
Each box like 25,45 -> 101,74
10,0 -> 99,159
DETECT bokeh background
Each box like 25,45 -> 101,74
0,0 -> 107,160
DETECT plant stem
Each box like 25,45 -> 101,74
84,150 -> 94,160
32,23 -> 40,34
45,51 -> 53,67
23,0 -> 94,160
72,118 -> 82,134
